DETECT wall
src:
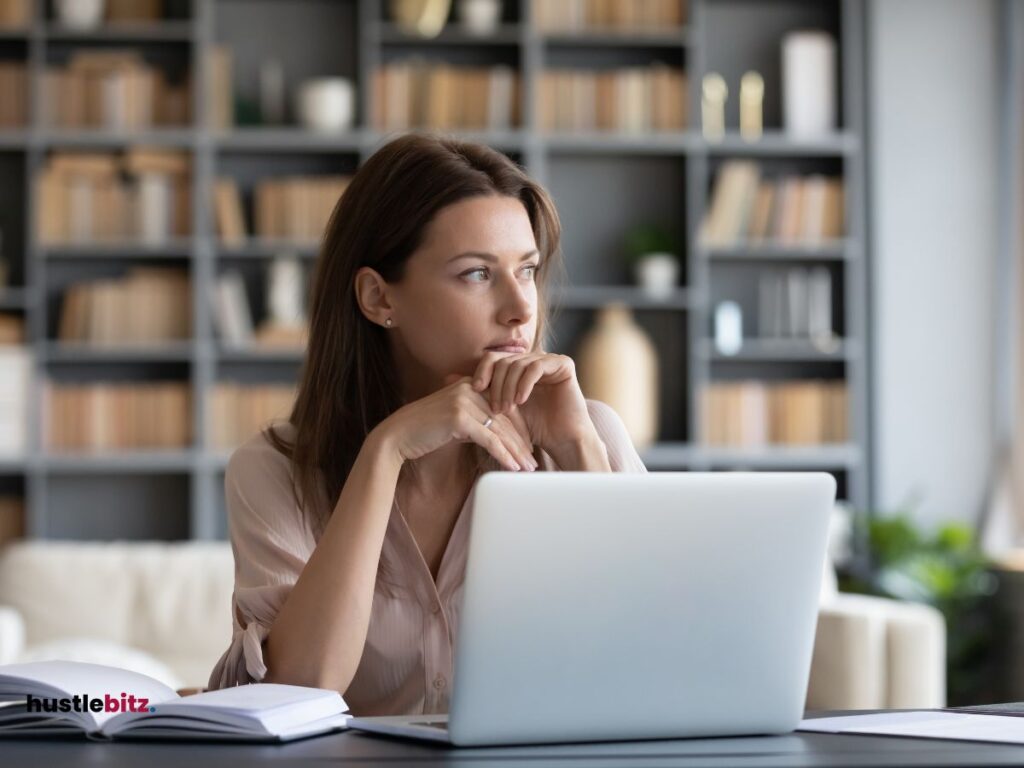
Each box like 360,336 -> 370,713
868,0 -> 1000,526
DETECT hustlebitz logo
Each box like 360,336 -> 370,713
26,692 -> 156,714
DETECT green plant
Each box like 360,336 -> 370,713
840,511 -> 998,705
622,224 -> 681,266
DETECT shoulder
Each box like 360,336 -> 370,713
224,423 -> 311,529
583,399 -> 648,473
226,422 -> 296,491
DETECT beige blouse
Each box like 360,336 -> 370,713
207,398 -> 648,715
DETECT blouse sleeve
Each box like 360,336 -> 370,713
585,399 -> 649,473
207,431 -> 317,689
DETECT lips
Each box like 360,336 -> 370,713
486,343 -> 528,353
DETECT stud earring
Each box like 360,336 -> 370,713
384,317 -> 393,328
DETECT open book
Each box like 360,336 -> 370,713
0,661 -> 351,742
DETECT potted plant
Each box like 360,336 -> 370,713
840,511 -> 999,705
623,224 -> 682,300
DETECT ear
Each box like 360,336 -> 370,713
354,266 -> 395,328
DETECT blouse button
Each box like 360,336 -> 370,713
431,601 -> 441,615
433,675 -> 446,691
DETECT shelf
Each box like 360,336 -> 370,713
701,240 -> 855,262
377,22 -> 522,45
554,285 -> 696,310
216,345 -> 305,362
41,342 -> 194,363
39,241 -> 194,259
0,455 -> 28,473
43,21 -> 194,42
700,338 -> 858,362
39,451 -> 195,473
37,128 -> 196,148
538,27 -> 690,47
212,128 -> 366,153
0,131 -> 29,149
367,129 -> 526,153
0,288 -> 28,310
642,442 -> 861,470
542,131 -> 692,155
701,131 -> 858,157
0,26 -> 30,40
216,240 -> 320,259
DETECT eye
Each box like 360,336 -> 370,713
522,263 -> 539,279
462,267 -> 489,282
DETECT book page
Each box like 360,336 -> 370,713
0,661 -> 178,731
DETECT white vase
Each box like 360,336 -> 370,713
296,78 -> 355,133
457,0 -> 501,35
633,252 -> 679,300
56,0 -> 105,29
575,303 -> 659,450
782,30 -> 837,137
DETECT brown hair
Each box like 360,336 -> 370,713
264,132 -> 565,545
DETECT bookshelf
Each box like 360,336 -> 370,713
0,0 -> 870,542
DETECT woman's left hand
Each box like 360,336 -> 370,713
470,350 -> 598,457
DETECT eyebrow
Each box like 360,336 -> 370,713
447,250 -> 540,264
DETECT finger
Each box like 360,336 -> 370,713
472,350 -> 505,392
489,357 -> 512,414
457,409 -> 521,472
491,413 -> 538,470
502,356 -> 542,411
514,359 -> 546,405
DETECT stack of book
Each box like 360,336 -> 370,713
0,0 -> 28,28
701,161 -> 845,247
36,150 -> 191,244
372,62 -> 519,132
105,0 -> 164,23
0,314 -> 23,344
0,62 -> 27,128
45,381 -> 191,451
539,65 -> 687,133
0,346 -> 29,456
0,496 -> 23,549
700,380 -> 848,447
757,266 -> 835,341
255,176 -> 350,242
208,383 -> 297,450
58,267 -> 191,345
532,0 -> 686,31
42,50 -> 191,130
208,45 -> 233,130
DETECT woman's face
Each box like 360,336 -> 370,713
385,194 -> 541,395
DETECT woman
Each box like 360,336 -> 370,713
207,133 -> 648,716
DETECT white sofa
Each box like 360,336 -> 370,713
0,540 -> 946,707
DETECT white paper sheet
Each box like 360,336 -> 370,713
799,711 -> 1024,745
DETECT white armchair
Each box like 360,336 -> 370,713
0,540 -> 947,706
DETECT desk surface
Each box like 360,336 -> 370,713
1,716 -> 1021,768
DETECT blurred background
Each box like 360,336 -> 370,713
0,0 -> 1020,708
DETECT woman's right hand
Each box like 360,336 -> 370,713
374,374 -> 538,472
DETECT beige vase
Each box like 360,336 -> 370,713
575,302 -> 659,449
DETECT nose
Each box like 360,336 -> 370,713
496,270 -> 535,327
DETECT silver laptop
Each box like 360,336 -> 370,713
347,471 -> 836,747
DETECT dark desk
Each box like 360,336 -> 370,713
2,715 -> 1022,767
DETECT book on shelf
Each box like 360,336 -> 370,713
58,267 -> 191,344
0,496 -> 23,549
252,175 -> 350,243
0,0 -> 28,29
701,161 -> 845,248
0,314 -> 24,344
45,381 -> 191,451
213,178 -> 247,245
208,45 -> 234,130
37,150 -> 191,245
0,346 -> 29,456
212,271 -> 254,346
209,383 -> 297,450
532,0 -> 687,32
42,50 -> 191,131
0,661 -> 351,743
105,0 -> 163,23
700,379 -> 848,447
539,65 -> 687,133
0,62 -> 27,129
757,266 -> 835,343
373,61 -> 520,132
